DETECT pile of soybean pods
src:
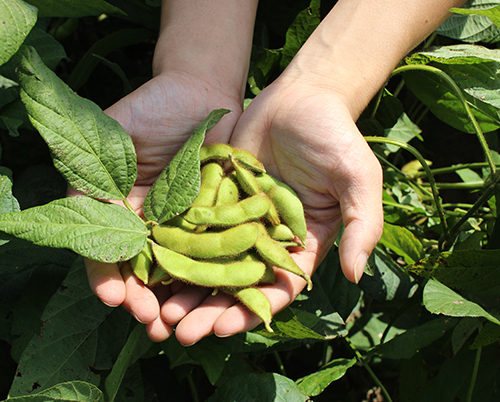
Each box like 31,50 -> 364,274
132,144 -> 311,332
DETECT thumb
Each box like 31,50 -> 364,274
337,142 -> 383,283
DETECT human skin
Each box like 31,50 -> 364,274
85,0 -> 467,344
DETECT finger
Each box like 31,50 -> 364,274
121,262 -> 160,324
85,258 -> 126,307
145,285 -> 174,342
174,292 -> 237,346
160,285 -> 212,325
337,137 -> 383,283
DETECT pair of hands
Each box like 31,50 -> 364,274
85,70 -> 383,346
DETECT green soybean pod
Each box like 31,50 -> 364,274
130,242 -> 153,285
148,262 -> 174,287
222,287 -> 273,332
184,193 -> 271,226
192,162 -> 224,207
164,214 -> 198,231
215,175 -> 239,206
267,223 -> 295,241
152,243 -> 266,288
254,223 -> 312,291
200,144 -> 265,173
152,223 -> 259,259
231,157 -> 280,226
255,173 -> 307,245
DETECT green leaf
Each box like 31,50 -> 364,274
206,373 -> 309,402
407,249 -> 500,297
5,381 -> 104,401
371,316 -> 458,360
16,46 -> 137,200
383,113 -> 422,153
296,358 -> 356,397
471,321 -> 500,349
8,259 -> 112,396
186,338 -> 230,385
24,0 -> 125,17
280,0 -> 321,69
0,168 -> 20,215
0,0 -> 37,67
451,5 -> 500,28
143,109 -> 230,223
0,196 -> 147,263
379,222 -> 424,264
423,278 -> 500,325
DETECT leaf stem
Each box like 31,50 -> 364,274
187,371 -> 200,402
273,351 -> 287,376
122,198 -> 137,215
366,136 -> 448,239
344,336 -> 393,402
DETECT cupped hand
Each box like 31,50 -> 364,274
162,77 -> 384,345
82,71 -> 242,341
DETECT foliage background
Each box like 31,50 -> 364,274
2,0 -> 500,401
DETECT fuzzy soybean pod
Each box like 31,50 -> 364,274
184,193 -> 271,226
255,173 -> 307,245
231,157 -> 280,226
151,223 -> 259,259
215,175 -> 239,206
192,162 -> 224,207
267,223 -> 295,241
130,241 -> 153,285
254,223 -> 312,291
200,144 -> 265,173
152,242 -> 266,288
222,287 -> 273,332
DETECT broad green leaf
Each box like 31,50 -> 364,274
16,46 -> 137,200
471,320 -> 500,348
451,317 -> 481,355
280,0 -> 320,70
143,109 -> 230,223
383,113 -> 422,154
402,68 -> 500,133
8,259 -> 112,396
379,222 -> 424,264
0,75 -> 18,109
0,196 -> 147,263
206,373 -> 309,402
0,239 -> 76,276
423,278 -> 500,325
438,1 -> 500,43
24,0 -> 124,17
296,358 -> 356,397
371,316 -> 458,360
5,381 -> 104,401
186,338 -> 230,385
0,0 -> 37,67
408,249 -> 500,296
451,4 -> 500,28
248,46 -> 281,95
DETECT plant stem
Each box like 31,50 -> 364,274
187,371 -> 200,402
344,336 -> 394,402
413,162 -> 500,179
391,64 -> 497,178
366,136 -> 448,238
273,351 -> 286,376
466,343 -> 482,402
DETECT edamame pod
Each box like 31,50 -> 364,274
215,175 -> 239,206
231,157 -> 280,226
148,263 -> 174,287
164,214 -> 198,231
184,193 -> 271,226
254,223 -> 312,290
152,223 -> 259,259
222,287 -> 273,332
200,144 -> 265,173
152,243 -> 266,288
130,242 -> 153,285
267,224 -> 295,241
255,173 -> 307,245
192,162 -> 224,207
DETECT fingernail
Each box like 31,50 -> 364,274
354,251 -> 368,284
215,333 -> 233,339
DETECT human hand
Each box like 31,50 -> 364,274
160,77 -> 383,345
81,71 -> 242,341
